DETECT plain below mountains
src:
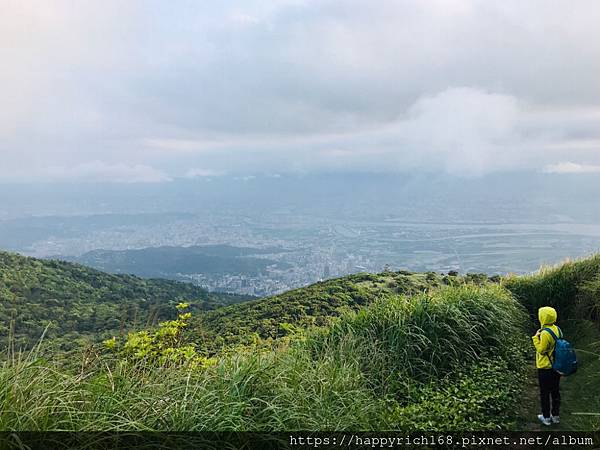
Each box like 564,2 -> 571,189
62,244 -> 291,280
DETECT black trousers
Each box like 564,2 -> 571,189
538,368 -> 561,418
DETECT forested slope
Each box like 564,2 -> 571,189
0,251 -> 250,351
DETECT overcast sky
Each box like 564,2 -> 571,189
2,0 -> 600,183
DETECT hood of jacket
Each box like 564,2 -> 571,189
538,306 -> 557,327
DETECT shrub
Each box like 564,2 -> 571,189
105,303 -> 215,369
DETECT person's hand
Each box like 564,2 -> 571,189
534,330 -> 541,338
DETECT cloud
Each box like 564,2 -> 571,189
233,175 -> 257,181
543,162 -> 600,174
397,87 -> 522,175
155,87 -> 599,177
0,161 -> 171,184
185,168 -> 225,178
2,1 -> 600,181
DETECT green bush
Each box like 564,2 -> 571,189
578,274 -> 600,323
105,303 -> 217,369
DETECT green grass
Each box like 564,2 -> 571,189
503,253 -> 600,319
307,284 -> 528,396
0,284 -> 528,431
190,270 -> 491,354
556,320 -> 600,431
1,251 -> 599,433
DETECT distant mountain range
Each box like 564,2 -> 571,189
61,244 -> 291,280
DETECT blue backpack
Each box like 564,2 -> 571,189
542,327 -> 578,376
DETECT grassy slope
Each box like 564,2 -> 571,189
190,270 -> 491,353
552,320 -> 600,431
0,283 -> 529,431
0,251 -> 250,352
0,248 -> 598,432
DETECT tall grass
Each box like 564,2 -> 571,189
503,253 -> 600,321
306,284 -> 529,398
0,284 -> 529,432
0,343 -> 383,431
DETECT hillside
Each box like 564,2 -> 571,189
0,251 -> 598,437
0,251 -> 251,352
191,270 -> 491,353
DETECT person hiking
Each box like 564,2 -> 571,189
532,306 -> 561,426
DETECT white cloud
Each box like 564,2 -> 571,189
0,161 -> 171,183
398,87 -> 522,175
543,162 -> 600,174
229,11 -> 261,26
2,1 -> 600,180
232,175 -> 257,181
185,168 -> 225,178
162,87 -> 600,177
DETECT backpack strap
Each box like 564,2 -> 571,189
542,327 -> 561,362
542,327 -> 560,342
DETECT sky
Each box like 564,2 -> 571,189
1,0 -> 600,183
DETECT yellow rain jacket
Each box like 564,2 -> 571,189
532,306 -> 560,369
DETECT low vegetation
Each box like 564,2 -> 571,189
0,250 -> 598,433
504,254 -> 600,432
0,284 -> 528,431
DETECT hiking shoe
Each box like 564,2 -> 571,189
537,414 -> 552,426
551,415 -> 560,424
